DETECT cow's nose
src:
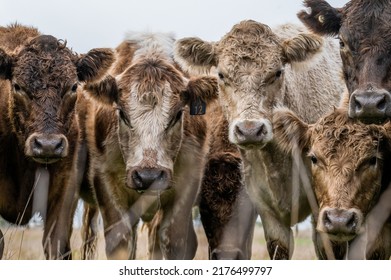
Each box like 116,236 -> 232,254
28,134 -> 69,160
321,208 -> 361,237
349,90 -> 391,123
129,168 -> 169,191
233,120 -> 270,146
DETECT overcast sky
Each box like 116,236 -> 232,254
0,0 -> 348,53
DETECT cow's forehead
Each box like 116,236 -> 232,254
13,37 -> 77,91
216,21 -> 283,75
310,113 -> 383,160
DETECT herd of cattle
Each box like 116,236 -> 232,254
0,0 -> 391,260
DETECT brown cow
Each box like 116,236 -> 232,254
174,20 -> 346,259
298,0 -> 391,124
273,107 -> 391,259
81,32 -> 256,259
0,23 -> 114,259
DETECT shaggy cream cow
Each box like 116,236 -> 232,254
174,20 -> 346,259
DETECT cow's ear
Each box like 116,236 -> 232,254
174,38 -> 218,74
273,107 -> 310,154
83,75 -> 119,105
297,0 -> 343,36
0,48 -> 13,80
184,76 -> 219,106
282,32 -> 323,64
76,48 -> 115,82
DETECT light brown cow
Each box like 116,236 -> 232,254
81,32 -> 256,259
273,107 -> 391,259
174,20 -> 346,259
0,23 -> 114,259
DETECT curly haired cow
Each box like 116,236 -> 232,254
274,107 -> 391,259
0,23 -> 114,259
174,20 -> 346,259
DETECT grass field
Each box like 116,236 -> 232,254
0,220 -> 316,260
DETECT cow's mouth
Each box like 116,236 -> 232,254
32,157 -> 61,164
358,117 -> 388,125
325,233 -> 356,242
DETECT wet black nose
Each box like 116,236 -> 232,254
349,91 -> 391,123
130,168 -> 169,191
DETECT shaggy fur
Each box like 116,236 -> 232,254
174,20 -> 346,259
81,31 -> 255,260
0,23 -> 114,259
274,107 -> 391,259
298,0 -> 391,122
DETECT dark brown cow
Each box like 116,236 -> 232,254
274,107 -> 391,259
0,23 -> 114,259
298,0 -> 391,123
81,32 -> 255,259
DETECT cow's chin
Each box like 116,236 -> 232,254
325,233 -> 356,243
237,142 -> 269,150
31,157 -> 61,164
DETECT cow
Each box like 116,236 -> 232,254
0,23 -> 114,259
298,0 -> 391,124
80,31 -> 256,260
174,20 -> 346,259
273,107 -> 391,259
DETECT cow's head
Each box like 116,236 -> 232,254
298,0 -> 391,123
85,36 -> 218,192
273,107 -> 391,242
174,20 -> 324,150
0,34 -> 114,164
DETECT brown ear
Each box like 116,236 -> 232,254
0,48 -> 13,80
282,33 -> 323,64
174,37 -> 218,74
83,75 -> 119,105
184,76 -> 219,104
76,48 -> 115,82
273,107 -> 310,154
297,0 -> 343,36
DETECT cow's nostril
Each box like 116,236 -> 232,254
256,123 -> 266,137
377,96 -> 386,111
34,138 -> 43,149
354,98 -> 362,111
346,212 -> 357,231
54,139 -> 64,153
132,171 -> 143,189
235,125 -> 244,137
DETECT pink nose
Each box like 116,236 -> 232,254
234,120 -> 268,145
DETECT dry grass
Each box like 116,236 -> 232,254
0,221 -> 316,260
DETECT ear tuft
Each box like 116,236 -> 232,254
185,76 -> 219,104
83,75 -> 118,105
77,48 -> 115,82
174,38 -> 217,75
297,0 -> 342,36
273,107 -> 310,154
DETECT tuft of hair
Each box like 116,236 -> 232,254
77,48 -> 115,82
273,106 -> 310,154
283,33 -> 323,65
174,37 -> 218,75
83,75 -> 118,105
297,0 -> 343,36
185,76 -> 219,104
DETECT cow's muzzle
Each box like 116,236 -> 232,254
349,89 -> 391,124
230,119 -> 273,149
317,207 -> 363,242
127,167 -> 171,193
25,133 -> 69,164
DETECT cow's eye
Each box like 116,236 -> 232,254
369,157 -> 377,166
168,110 -> 183,129
339,39 -> 345,49
310,155 -> 318,164
118,108 -> 132,128
275,69 -> 283,79
13,83 -> 21,91
218,72 -> 224,80
71,83 -> 78,92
